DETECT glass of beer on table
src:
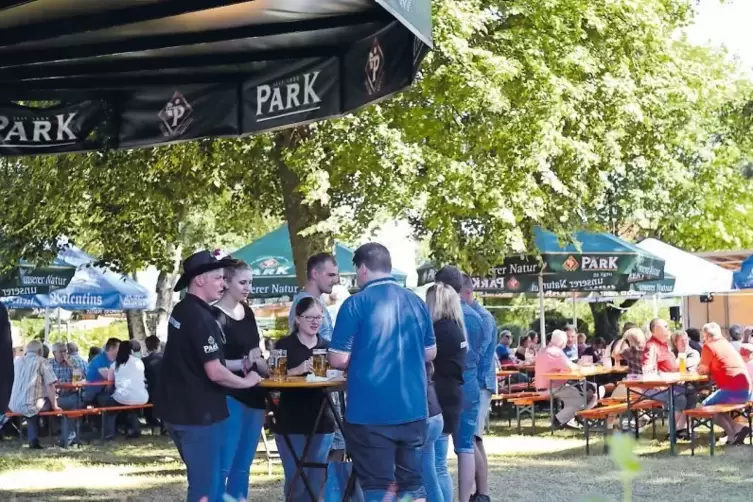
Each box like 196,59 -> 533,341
271,349 -> 288,380
72,369 -> 82,383
313,349 -> 328,377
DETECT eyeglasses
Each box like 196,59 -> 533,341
301,315 -> 324,323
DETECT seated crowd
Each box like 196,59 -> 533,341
496,319 -> 753,444
3,335 -> 163,448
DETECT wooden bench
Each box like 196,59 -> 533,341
577,404 -> 629,455
684,403 -> 751,456
510,393 -> 550,434
4,404 -> 155,444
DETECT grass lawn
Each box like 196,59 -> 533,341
2,416 -> 753,501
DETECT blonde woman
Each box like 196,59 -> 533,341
426,282 -> 469,502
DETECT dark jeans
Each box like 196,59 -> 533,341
345,419 -> 427,502
167,419 -> 228,502
103,397 -> 142,438
83,384 -> 111,406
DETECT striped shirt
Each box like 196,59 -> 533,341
51,357 -> 87,384
9,353 -> 57,417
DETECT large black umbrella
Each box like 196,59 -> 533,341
0,1 -> 431,156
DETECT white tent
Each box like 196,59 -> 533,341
636,238 -> 734,296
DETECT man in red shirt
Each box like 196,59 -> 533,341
642,318 -> 690,437
698,322 -> 752,444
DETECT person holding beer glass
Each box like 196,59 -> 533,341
274,296 -> 335,501
215,259 -> 270,501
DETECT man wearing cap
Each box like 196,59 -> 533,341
434,266 -> 485,502
156,250 -> 263,502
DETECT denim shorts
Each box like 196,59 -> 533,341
703,389 -> 752,406
453,372 -> 480,454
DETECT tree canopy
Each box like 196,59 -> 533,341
1,0 -> 752,300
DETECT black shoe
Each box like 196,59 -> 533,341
475,495 -> 491,502
674,429 -> 697,441
125,431 -> 142,439
733,426 -> 750,445
28,439 -> 43,450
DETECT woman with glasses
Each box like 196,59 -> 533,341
274,296 -> 335,501
215,259 -> 269,501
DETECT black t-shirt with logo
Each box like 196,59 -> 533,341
216,303 -> 267,410
274,333 -> 335,435
155,294 -> 229,426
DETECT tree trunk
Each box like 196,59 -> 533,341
589,299 -> 639,341
126,310 -> 148,341
273,129 -> 333,287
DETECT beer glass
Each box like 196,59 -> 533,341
312,349 -> 328,377
72,369 -> 82,383
271,349 -> 288,380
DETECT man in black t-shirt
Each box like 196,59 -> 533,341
155,250 -> 263,502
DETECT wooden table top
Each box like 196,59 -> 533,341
496,370 -> 521,377
621,373 -> 709,388
542,366 -> 627,380
259,376 -> 346,389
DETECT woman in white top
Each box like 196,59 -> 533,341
104,340 -> 148,439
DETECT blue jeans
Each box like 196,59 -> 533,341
434,434 -> 453,502
454,371 -> 481,454
103,397 -> 142,439
220,397 -> 266,501
276,433 -> 334,501
345,420 -> 427,502
421,414 -> 444,502
26,399 -> 51,443
167,419 -> 228,502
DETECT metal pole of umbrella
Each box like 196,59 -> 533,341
572,291 -> 577,328
538,272 -> 546,346
43,308 -> 50,344
652,294 -> 659,317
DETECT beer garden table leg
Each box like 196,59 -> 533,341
668,384 -> 677,456
283,392 -> 329,502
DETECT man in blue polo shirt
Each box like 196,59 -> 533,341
83,337 -> 120,406
329,243 -> 436,502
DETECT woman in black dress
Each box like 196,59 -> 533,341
215,259 -> 269,501
426,282 -> 468,502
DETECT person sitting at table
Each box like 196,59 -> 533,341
142,335 -> 164,431
563,325 -> 579,362
642,318 -> 692,440
8,340 -> 61,449
739,344 -> 753,379
88,346 -> 101,363
50,342 -> 85,447
84,338 -> 120,406
697,322 -> 752,445
671,331 -> 700,372
514,334 -> 531,362
582,337 -> 606,364
275,296 -> 335,501
104,340 -> 148,440
535,330 -> 596,429
496,330 -> 514,364
66,342 -> 88,375
609,328 -> 646,403
577,333 -> 588,358
685,328 -> 703,353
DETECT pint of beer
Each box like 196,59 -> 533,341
271,349 -> 288,380
72,369 -> 82,383
313,349 -> 328,377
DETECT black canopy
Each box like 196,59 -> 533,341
0,0 -> 431,156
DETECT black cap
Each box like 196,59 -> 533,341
173,250 -> 235,291
434,266 -> 463,293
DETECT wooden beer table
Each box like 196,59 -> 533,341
622,373 -> 708,455
260,376 -> 353,502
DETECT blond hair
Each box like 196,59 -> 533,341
625,328 -> 646,348
426,282 -> 467,340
